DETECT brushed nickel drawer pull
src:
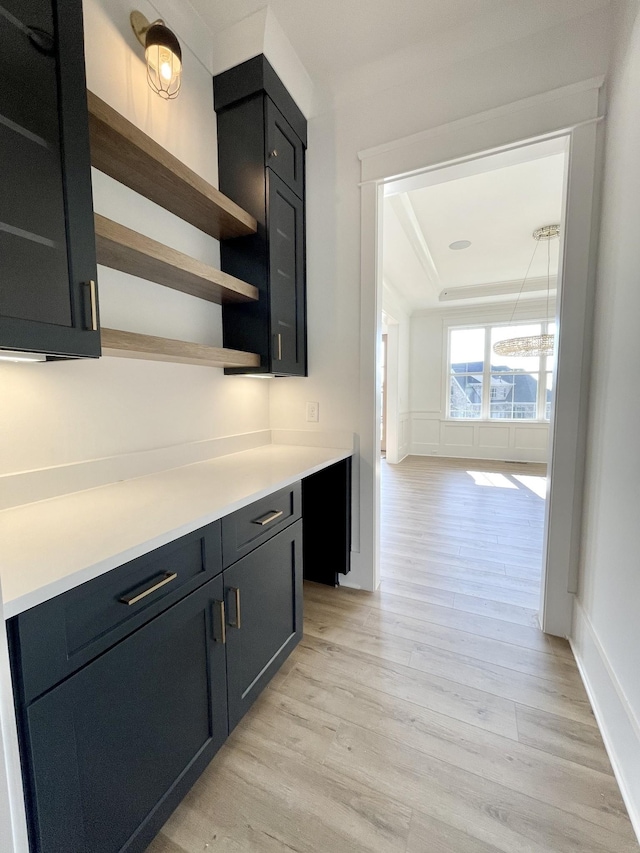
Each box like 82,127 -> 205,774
252,509 -> 284,526
120,572 -> 177,606
83,280 -> 98,331
214,599 -> 226,644
276,333 -> 282,360
228,587 -> 241,629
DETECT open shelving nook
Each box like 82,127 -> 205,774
88,92 -> 260,369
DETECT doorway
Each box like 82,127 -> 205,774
379,139 -> 564,625
355,81 -> 602,637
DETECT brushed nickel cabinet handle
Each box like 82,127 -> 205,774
252,510 -> 283,526
119,572 -> 177,605
213,599 -> 226,644
84,280 -> 98,331
276,333 -> 282,360
228,587 -> 241,629
270,149 -> 278,158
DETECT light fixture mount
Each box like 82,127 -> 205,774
130,10 -> 154,46
130,11 -> 182,100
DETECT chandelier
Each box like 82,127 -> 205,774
492,224 -> 559,358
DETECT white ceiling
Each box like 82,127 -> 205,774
189,0 -> 611,95
383,147 -> 566,312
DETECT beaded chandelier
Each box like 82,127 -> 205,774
492,225 -> 559,358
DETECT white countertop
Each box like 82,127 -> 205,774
0,444 -> 351,619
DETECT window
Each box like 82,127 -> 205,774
448,322 -> 555,421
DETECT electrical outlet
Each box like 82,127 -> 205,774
306,401 -> 319,423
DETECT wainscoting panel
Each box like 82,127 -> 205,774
409,413 -> 549,462
441,423 -> 475,447
412,417 -> 440,446
478,425 -> 511,448
515,427 -> 550,450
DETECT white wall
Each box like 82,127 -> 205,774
0,0 -> 271,481
409,301 -> 554,463
572,0 -> 640,837
210,7 -> 314,117
269,7 -> 614,590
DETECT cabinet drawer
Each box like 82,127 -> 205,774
10,521 -> 222,704
265,97 -> 304,198
222,482 -> 301,566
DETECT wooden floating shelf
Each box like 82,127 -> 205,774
87,92 -> 258,241
101,328 -> 261,369
94,214 -> 258,305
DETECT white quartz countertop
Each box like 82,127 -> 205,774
0,444 -> 351,619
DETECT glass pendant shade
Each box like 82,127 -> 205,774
131,12 -> 182,99
144,23 -> 182,99
493,333 -> 554,358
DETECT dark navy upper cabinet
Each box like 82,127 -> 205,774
0,0 -> 100,358
214,55 -> 307,376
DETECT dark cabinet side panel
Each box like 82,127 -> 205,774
218,96 -> 271,373
302,458 -> 352,585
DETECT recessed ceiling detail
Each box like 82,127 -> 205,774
383,147 -> 565,311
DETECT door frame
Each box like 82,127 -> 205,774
352,77 -> 604,637
380,332 -> 388,453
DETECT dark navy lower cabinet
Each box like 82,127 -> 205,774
9,487 -> 305,852
13,575 -> 228,853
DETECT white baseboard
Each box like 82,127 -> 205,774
571,600 -> 640,843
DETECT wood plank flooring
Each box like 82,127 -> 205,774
147,456 -> 638,853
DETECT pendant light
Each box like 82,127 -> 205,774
130,11 -> 182,100
492,224 -> 559,358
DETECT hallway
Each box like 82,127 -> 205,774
147,457 -> 638,852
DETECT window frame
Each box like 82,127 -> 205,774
447,320 -> 555,422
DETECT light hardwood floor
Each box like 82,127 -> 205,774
147,456 -> 639,853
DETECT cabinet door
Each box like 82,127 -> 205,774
21,576 -> 227,853
0,0 -> 99,358
265,98 -> 304,199
224,520 -> 303,730
268,171 -> 306,375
